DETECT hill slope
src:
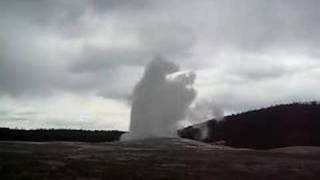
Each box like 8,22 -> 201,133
179,102 -> 320,149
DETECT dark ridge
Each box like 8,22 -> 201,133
0,128 -> 125,142
178,101 -> 320,149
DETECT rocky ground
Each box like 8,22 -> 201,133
1,138 -> 320,180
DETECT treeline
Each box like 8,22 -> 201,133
179,102 -> 320,149
0,128 -> 125,142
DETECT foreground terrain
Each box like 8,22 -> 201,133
1,138 -> 320,180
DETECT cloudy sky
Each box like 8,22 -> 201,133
1,0 -> 320,130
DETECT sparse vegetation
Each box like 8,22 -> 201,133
1,139 -> 320,179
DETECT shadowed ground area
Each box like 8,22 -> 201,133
1,138 -> 320,180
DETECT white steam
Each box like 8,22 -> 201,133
187,99 -> 224,122
121,56 -> 196,140
185,99 -> 224,140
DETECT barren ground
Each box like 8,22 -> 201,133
1,138 -> 320,180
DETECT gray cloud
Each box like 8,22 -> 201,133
137,23 -> 195,55
0,40 -> 56,96
70,46 -> 149,73
89,0 -> 150,13
1,0 -> 320,129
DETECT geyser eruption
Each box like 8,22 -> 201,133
122,56 -> 196,140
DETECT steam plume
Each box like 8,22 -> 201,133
187,99 -> 224,122
186,99 -> 224,140
122,56 -> 196,140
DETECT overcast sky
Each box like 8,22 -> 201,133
1,0 -> 320,130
